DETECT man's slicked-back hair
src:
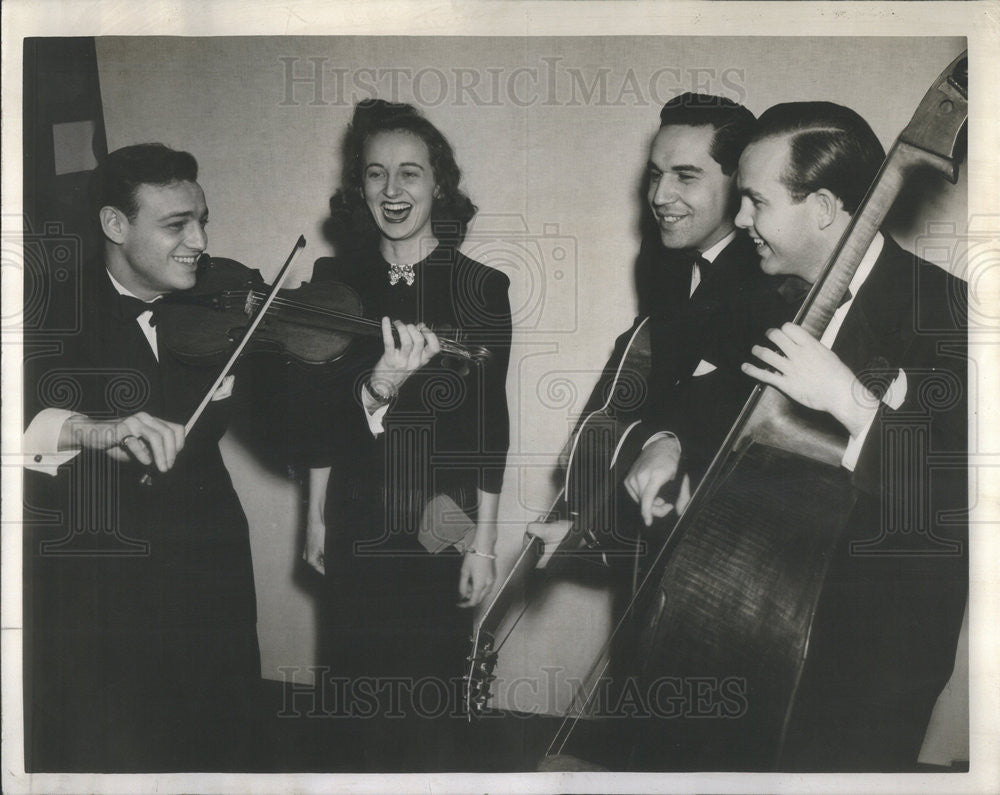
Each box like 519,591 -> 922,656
658,92 -> 757,176
91,143 -> 199,221
751,101 -> 886,215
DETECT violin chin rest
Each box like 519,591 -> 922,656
537,753 -> 609,772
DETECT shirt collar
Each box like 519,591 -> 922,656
699,230 -> 737,264
106,269 -> 162,302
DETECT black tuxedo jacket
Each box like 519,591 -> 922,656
23,267 -> 260,770
780,235 -> 968,770
590,232 -> 798,485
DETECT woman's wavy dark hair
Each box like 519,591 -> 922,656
327,100 -> 478,252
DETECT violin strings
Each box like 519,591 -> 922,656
244,291 -> 472,359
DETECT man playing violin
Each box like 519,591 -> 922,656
734,101 -> 967,770
23,143 -> 261,770
23,141 -> 455,772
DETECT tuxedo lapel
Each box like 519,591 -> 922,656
832,238 -> 913,397
691,233 -> 751,300
82,271 -> 166,418
662,234 -> 756,378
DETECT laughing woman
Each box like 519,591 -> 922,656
299,100 -> 511,771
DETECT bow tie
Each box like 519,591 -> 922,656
118,294 -> 160,325
388,262 -> 416,286
663,248 -> 712,277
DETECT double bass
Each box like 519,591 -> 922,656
539,51 -> 969,769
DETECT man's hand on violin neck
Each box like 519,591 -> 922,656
60,411 -> 186,472
372,316 -> 442,392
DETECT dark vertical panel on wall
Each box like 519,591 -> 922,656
23,37 -> 108,266
22,37 -> 108,772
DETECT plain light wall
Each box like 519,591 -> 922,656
96,35 -> 968,743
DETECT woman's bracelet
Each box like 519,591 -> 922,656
466,547 -> 496,560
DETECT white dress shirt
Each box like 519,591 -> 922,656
822,233 -> 907,470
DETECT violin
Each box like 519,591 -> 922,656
156,255 -> 492,368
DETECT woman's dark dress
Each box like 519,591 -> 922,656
300,244 -> 511,770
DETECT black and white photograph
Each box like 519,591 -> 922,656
3,2 -> 998,793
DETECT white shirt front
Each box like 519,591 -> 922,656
821,233 -> 907,470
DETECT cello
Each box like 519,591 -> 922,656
542,50 -> 969,770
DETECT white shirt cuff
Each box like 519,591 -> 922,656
360,385 -> 390,436
23,408 -> 82,475
841,369 -> 907,471
643,430 -> 679,449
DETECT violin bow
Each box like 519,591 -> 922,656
183,235 -> 307,435
138,235 -> 307,485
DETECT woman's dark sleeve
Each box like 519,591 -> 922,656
282,256 -> 383,470
471,268 -> 512,495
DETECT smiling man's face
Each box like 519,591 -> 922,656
112,180 -> 208,300
646,123 -> 735,253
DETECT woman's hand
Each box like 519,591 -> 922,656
303,512 -> 326,575
459,490 -> 499,607
370,317 -> 441,396
303,467 -> 331,575
458,552 -> 496,608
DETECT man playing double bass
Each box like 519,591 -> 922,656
633,102 -> 967,771
736,102 -> 967,770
